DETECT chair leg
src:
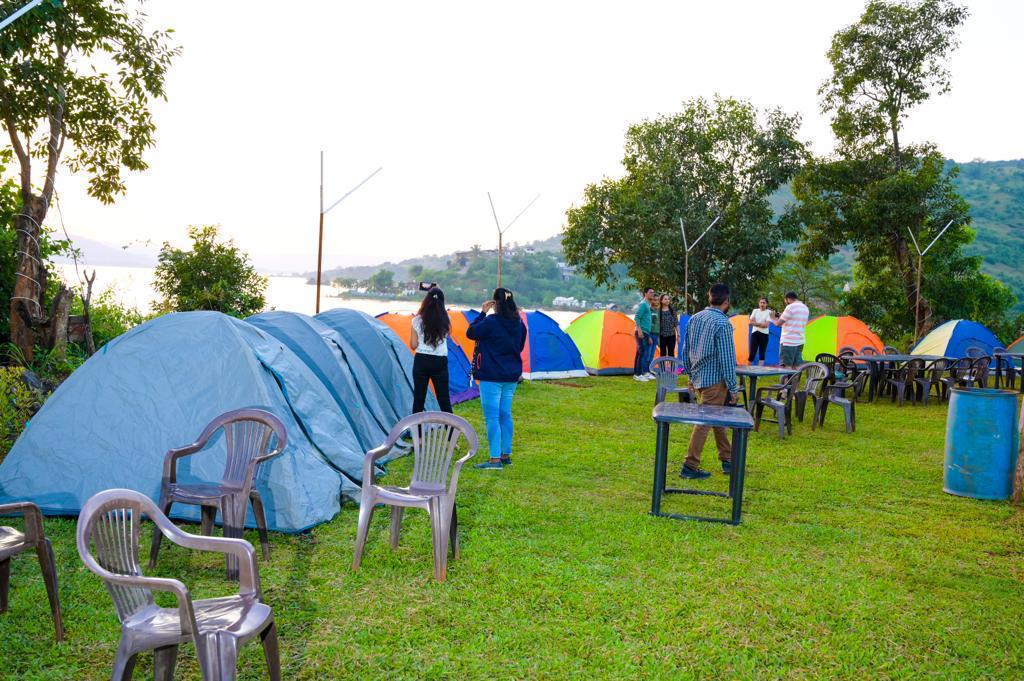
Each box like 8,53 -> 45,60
449,501 -> 460,560
818,400 -> 829,428
846,402 -> 855,433
389,506 -> 404,550
153,644 -> 179,681
148,501 -> 174,570
250,493 -> 271,561
352,499 -> 376,571
35,539 -> 64,642
111,638 -> 138,681
0,558 -> 9,612
776,407 -> 786,439
753,403 -> 763,432
220,497 -> 245,581
200,505 -> 216,537
216,638 -> 240,681
428,497 -> 447,582
795,393 -> 807,422
261,621 -> 282,681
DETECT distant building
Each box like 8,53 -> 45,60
556,262 -> 576,281
552,296 -> 585,309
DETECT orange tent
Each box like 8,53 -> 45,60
804,315 -> 884,358
447,310 -> 475,358
376,313 -> 414,351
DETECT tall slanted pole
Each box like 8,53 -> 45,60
908,218 -> 955,342
316,151 -> 325,313
680,218 -> 689,314
488,192 -> 502,287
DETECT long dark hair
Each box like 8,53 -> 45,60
417,287 -> 449,346
658,293 -> 675,317
492,287 -> 519,320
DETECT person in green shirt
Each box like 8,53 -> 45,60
633,287 -> 656,381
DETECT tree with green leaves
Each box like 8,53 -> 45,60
789,0 -> 1012,339
761,255 -> 848,318
153,226 -> 267,318
366,269 -> 395,294
562,96 -> 806,311
0,0 -> 178,361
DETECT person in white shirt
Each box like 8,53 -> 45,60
410,286 -> 452,413
748,297 -> 772,365
771,292 -> 810,367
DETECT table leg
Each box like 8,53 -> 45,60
747,376 -> 758,413
651,421 -> 669,516
730,429 -> 749,525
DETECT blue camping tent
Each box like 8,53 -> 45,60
445,337 -> 479,402
0,312 -> 368,532
459,309 -> 583,380
315,308 -> 430,420
247,311 -> 393,450
911,319 -> 1003,359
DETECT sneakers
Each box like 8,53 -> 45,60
474,459 -> 504,470
644,372 -> 656,380
633,374 -> 646,382
721,460 -> 732,475
680,465 -> 711,480
499,455 -> 512,466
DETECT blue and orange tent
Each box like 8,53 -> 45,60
376,313 -> 479,403
460,310 -> 586,380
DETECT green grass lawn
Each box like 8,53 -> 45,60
2,378 -> 1023,679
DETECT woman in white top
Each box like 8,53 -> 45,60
748,297 -> 773,366
410,286 -> 452,413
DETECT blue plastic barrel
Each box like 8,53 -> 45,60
944,388 -> 1020,500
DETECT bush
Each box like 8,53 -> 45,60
0,366 -> 44,460
80,288 -> 147,348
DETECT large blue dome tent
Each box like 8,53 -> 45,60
911,319 -> 1002,358
0,312 -> 370,532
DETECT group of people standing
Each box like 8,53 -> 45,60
632,288 -> 680,382
409,285 -> 527,471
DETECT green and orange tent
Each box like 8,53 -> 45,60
565,310 -> 637,375
1006,335 -> 1024,354
804,315 -> 884,358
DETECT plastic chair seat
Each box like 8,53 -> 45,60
0,527 -> 25,558
375,482 -> 447,506
124,595 -> 271,642
166,483 -> 244,505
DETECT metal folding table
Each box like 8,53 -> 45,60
735,365 -> 797,412
651,401 -> 755,525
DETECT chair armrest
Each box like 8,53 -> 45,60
0,501 -> 44,544
754,385 -> 786,400
447,446 -> 480,496
166,529 -> 261,598
361,443 -> 395,487
161,442 -> 208,485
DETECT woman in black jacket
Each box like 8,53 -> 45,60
467,287 -> 528,469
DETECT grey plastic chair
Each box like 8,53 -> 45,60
794,362 -> 830,428
0,501 -> 63,641
818,371 -> 868,433
753,369 -> 803,439
353,412 -> 479,582
78,489 -> 280,681
649,356 -> 694,405
149,409 -> 287,580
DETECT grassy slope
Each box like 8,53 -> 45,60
1,378 -> 1023,679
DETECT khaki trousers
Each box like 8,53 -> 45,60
685,381 -> 732,469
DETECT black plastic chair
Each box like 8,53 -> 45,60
966,356 -> 991,388
860,346 -> 880,355
753,370 -> 803,439
817,371 -> 868,432
814,353 -> 840,387
838,346 -> 857,356
965,346 -> 985,359
795,362 -> 830,427
939,358 -> 973,399
0,501 -> 63,642
886,358 -> 924,406
915,358 -> 950,405
650,356 -> 694,405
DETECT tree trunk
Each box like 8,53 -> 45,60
894,234 -> 933,338
8,194 -> 70,364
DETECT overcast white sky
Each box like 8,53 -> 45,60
45,0 -> 1024,273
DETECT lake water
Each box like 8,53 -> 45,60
56,264 -> 581,328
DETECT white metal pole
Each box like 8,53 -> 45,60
0,0 -> 46,32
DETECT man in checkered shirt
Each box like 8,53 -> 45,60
682,283 -> 740,479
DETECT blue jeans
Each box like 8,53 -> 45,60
634,332 -> 656,375
479,380 -> 518,458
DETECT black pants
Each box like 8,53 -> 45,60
412,353 -> 452,413
659,335 -> 676,358
749,331 -> 769,363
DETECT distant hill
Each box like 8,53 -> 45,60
56,235 -> 158,268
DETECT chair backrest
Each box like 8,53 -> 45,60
799,362 -> 829,396
950,357 -> 973,378
814,353 -> 837,376
191,409 -> 288,490
860,346 -> 879,356
77,490 -> 156,622
883,345 -> 899,355
925,358 -> 950,379
838,346 -> 856,357
397,412 -> 479,489
904,358 -> 926,379
965,346 -> 985,359
650,356 -> 680,394
971,355 -> 991,380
